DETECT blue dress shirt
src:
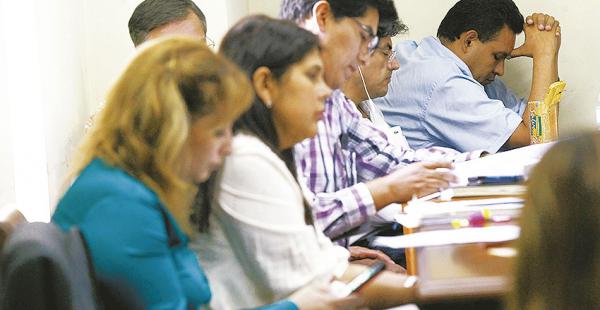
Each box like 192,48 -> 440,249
374,36 -> 527,153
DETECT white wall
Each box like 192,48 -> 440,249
0,0 -> 89,221
80,0 -> 139,119
248,0 -> 279,16
41,0 -> 89,214
0,2 -> 15,209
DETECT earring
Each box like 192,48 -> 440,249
264,101 -> 272,109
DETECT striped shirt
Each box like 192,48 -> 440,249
295,90 -> 483,240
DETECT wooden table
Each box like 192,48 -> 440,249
402,196 -> 520,306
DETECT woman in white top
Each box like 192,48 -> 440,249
192,15 -> 416,310
192,15 -> 344,309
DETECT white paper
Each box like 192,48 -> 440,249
373,203 -> 403,223
372,225 -> 520,249
404,197 -> 524,215
452,142 -> 555,186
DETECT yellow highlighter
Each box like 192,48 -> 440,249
529,80 -> 566,144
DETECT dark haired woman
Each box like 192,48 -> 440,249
194,15 -> 416,310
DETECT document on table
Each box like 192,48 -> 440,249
452,142 -> 555,186
403,197 -> 524,216
372,225 -> 520,249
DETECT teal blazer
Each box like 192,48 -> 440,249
53,159 -> 211,309
53,159 -> 297,310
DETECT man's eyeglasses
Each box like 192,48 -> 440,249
377,48 -> 397,63
205,36 -> 215,49
350,18 -> 379,54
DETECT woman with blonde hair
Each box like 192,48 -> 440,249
510,133 -> 600,309
53,37 -> 250,308
53,37 -> 353,309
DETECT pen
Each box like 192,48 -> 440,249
468,175 -> 524,186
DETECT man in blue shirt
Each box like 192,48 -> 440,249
374,0 -> 562,153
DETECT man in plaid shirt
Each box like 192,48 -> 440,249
280,0 -> 459,250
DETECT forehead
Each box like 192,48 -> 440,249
148,12 -> 206,40
483,25 -> 516,53
300,49 -> 323,66
378,37 -> 392,49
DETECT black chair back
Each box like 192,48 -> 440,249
0,222 -> 99,310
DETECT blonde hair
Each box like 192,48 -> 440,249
510,132 -> 600,309
70,37 -> 252,234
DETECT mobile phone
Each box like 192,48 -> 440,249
334,261 -> 386,297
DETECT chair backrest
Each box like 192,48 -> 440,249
0,205 -> 27,250
0,222 -> 99,310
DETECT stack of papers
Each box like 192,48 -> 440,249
397,197 -> 524,229
452,142 -> 555,186
404,197 -> 523,215
447,184 -> 526,198
372,225 -> 520,249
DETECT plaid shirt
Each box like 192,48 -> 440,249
295,90 -> 483,240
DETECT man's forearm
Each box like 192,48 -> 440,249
522,53 -> 559,127
529,54 -> 559,100
366,177 -> 395,210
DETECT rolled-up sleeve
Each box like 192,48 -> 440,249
304,181 -> 376,239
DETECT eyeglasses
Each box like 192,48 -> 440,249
377,48 -> 397,63
205,36 -> 215,49
350,18 -> 379,54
